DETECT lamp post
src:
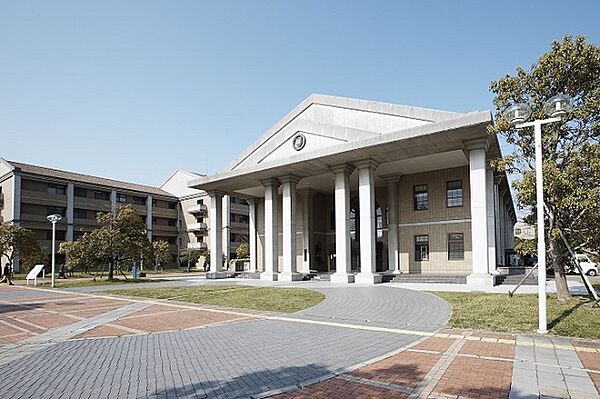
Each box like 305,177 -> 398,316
47,213 -> 63,288
503,94 -> 572,334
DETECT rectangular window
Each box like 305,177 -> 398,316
94,191 -> 110,201
447,180 -> 463,208
448,233 -> 465,260
152,199 -> 158,207
73,208 -> 87,219
47,183 -> 66,195
240,198 -> 248,206
168,219 -> 177,227
132,196 -> 146,206
414,184 -> 428,210
168,202 -> 176,209
117,194 -> 127,203
47,207 -> 65,217
47,230 -> 66,241
74,187 -> 87,198
167,237 -> 176,245
414,235 -> 429,261
230,233 -> 236,242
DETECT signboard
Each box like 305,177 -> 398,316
26,264 -> 45,285
514,222 -> 536,240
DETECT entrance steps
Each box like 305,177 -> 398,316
494,274 -> 537,286
234,272 -> 261,279
388,274 -> 467,284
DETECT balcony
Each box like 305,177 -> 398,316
188,222 -> 207,232
187,204 -> 208,215
187,242 -> 207,250
0,192 -> 3,209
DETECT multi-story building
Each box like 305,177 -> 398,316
0,160 -> 249,271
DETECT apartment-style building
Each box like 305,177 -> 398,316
0,160 -> 249,272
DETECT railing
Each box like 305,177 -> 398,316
187,204 -> 208,215
0,192 -> 4,209
187,242 -> 207,250
188,222 -> 207,232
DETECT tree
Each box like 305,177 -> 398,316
152,240 -> 172,271
236,243 -> 249,259
490,35 -> 600,300
59,205 -> 151,280
0,225 -> 42,273
180,248 -> 201,272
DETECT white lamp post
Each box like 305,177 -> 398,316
503,93 -> 572,334
47,213 -> 63,288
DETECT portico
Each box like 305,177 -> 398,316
190,95 -> 516,285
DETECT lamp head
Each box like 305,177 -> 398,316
543,93 -> 573,118
502,103 -> 532,126
47,214 -> 63,223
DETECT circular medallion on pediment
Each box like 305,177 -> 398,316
292,133 -> 306,151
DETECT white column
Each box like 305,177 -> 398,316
12,174 -> 21,272
261,179 -> 279,281
222,194 -> 231,271
110,190 -> 117,214
354,160 -> 382,284
146,195 -> 153,241
248,198 -> 257,273
279,176 -> 301,281
466,146 -> 493,286
494,181 -> 503,266
299,190 -> 314,274
66,183 -> 74,242
331,164 -> 354,284
384,176 -> 400,274
486,169 -> 496,273
207,191 -> 226,279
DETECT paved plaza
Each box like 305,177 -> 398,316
0,281 -> 599,398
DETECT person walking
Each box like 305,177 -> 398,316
0,263 -> 14,285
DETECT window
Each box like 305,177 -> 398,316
196,199 -> 204,205
230,233 -> 236,242
448,233 -> 465,260
414,185 -> 428,210
73,208 -> 87,219
168,202 -> 176,209
168,219 -> 177,227
167,237 -> 176,244
152,217 -> 157,225
47,183 -> 66,195
414,235 -> 429,261
240,199 -> 248,206
447,180 -> 463,208
94,191 -> 110,201
117,194 -> 127,203
47,207 -> 65,217
74,187 -> 87,198
47,230 -> 66,241
152,199 -> 158,207
132,196 -> 146,206
73,231 -> 85,241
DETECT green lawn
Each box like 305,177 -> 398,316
105,285 -> 326,313
433,292 -> 600,340
53,278 -> 166,289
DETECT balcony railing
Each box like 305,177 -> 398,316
0,192 -> 3,209
187,204 -> 208,215
188,222 -> 207,232
187,242 -> 207,250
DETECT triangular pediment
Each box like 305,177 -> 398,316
224,94 -> 465,172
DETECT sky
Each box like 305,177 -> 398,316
1,1 -> 599,187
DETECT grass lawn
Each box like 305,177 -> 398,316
53,277 -> 167,289
105,285 -> 326,313
433,292 -> 600,340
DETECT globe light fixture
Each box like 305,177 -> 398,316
503,102 -> 532,126
543,93 -> 573,118
47,213 -> 63,288
504,94 -> 572,334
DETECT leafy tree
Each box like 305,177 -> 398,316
0,225 -> 42,273
180,248 -> 202,272
60,239 -> 96,273
236,243 -> 249,259
152,240 -> 172,271
490,35 -> 600,300
59,205 -> 151,280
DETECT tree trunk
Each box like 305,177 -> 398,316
549,235 -> 571,300
108,261 -> 114,281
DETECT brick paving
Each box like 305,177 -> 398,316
1,283 -> 600,398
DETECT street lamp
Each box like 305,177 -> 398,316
47,213 -> 63,288
503,94 -> 572,334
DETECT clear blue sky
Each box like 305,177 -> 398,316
2,1 -> 599,186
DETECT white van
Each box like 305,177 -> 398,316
570,254 -> 598,276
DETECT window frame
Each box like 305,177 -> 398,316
47,183 -> 66,195
446,180 -> 464,208
414,235 -> 430,261
413,184 -> 428,211
448,233 -> 465,260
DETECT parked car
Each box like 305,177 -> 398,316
566,254 -> 598,276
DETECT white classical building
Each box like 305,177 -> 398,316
189,95 -> 516,286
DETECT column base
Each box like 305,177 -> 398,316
466,273 -> 494,287
206,272 -> 228,279
260,272 -> 278,281
354,272 -> 382,285
278,272 -> 302,282
330,272 -> 354,284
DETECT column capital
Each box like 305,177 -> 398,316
380,174 -> 401,184
239,195 -> 258,204
207,190 -> 225,198
278,174 -> 302,185
353,159 -> 379,171
462,137 -> 489,152
330,163 -> 354,175
259,178 -> 281,188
